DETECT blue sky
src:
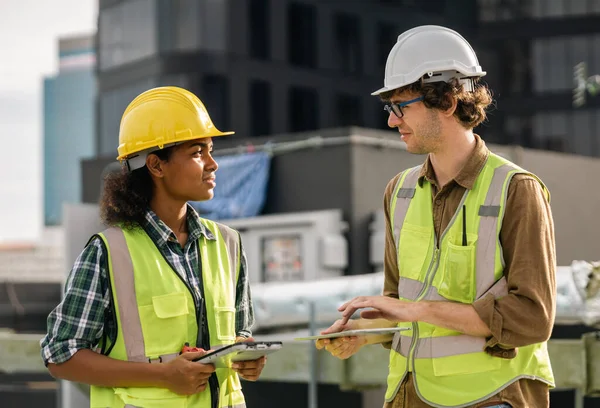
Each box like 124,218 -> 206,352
0,0 -> 97,244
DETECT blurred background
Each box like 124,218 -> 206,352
1,0 -> 600,407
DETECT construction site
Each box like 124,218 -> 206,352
2,1 -> 600,408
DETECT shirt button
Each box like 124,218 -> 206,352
435,199 -> 442,205
502,351 -> 509,358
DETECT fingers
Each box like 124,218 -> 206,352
324,338 -> 360,359
233,357 -> 266,382
315,339 -> 330,350
179,350 -> 207,361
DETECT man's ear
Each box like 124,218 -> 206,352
442,95 -> 458,118
146,154 -> 164,178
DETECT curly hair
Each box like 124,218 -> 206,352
379,77 -> 493,129
100,148 -> 173,229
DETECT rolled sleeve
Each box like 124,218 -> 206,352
40,237 -> 110,365
473,175 -> 556,351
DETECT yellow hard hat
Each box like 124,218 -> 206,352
117,86 -> 234,161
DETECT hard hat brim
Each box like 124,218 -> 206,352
116,129 -> 235,161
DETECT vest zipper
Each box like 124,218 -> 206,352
155,242 -> 219,408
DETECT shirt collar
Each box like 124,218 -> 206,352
143,204 -> 216,248
418,134 -> 489,190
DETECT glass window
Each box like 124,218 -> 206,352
249,80 -> 271,137
287,3 -> 317,68
289,86 -> 319,132
99,0 -> 157,71
249,0 -> 270,59
572,110 -> 593,155
201,75 -> 230,132
335,94 -> 362,127
333,13 -> 362,74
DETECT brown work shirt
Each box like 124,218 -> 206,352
382,135 -> 556,408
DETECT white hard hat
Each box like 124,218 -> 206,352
372,25 -> 486,96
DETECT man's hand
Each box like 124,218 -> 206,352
338,295 -> 422,326
163,350 -> 215,395
315,319 -> 366,360
232,337 -> 267,381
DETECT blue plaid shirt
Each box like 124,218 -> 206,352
41,205 -> 254,364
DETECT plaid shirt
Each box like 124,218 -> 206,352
40,205 -> 254,365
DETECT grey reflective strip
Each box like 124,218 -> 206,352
397,277 -> 424,301
225,404 -> 247,408
103,228 -> 147,363
486,276 -> 508,299
414,335 -> 486,358
392,165 -> 422,259
216,223 -> 240,294
392,331 -> 412,357
397,188 -> 415,198
398,278 -> 447,301
476,163 -> 517,299
478,205 -> 500,217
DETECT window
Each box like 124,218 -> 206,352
249,0 -> 270,59
99,0 -> 157,71
377,22 -> 397,74
249,80 -> 271,137
335,94 -> 362,127
287,3 -> 317,68
289,86 -> 319,132
201,75 -> 230,132
333,13 -> 362,74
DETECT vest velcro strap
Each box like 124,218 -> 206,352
397,188 -> 416,199
478,205 -> 500,217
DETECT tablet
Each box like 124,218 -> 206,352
193,341 -> 283,368
294,327 -> 410,341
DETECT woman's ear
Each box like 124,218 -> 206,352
146,154 -> 164,178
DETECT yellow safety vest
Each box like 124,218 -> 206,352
90,219 -> 246,408
385,153 -> 554,407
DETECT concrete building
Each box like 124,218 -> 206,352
43,34 -> 96,225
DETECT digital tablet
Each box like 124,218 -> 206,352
294,327 -> 410,341
193,341 -> 283,368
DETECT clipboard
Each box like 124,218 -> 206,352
294,327 -> 409,341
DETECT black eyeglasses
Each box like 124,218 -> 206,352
383,96 -> 425,119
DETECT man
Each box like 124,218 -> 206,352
316,25 -> 556,408
41,86 -> 266,408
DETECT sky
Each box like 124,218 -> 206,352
0,0 -> 97,244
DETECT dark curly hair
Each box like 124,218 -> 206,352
100,148 -> 173,229
379,77 -> 493,129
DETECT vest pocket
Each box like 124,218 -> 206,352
398,224 -> 433,283
437,237 -> 477,303
215,307 -> 236,342
139,292 -> 190,357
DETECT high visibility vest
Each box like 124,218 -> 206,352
90,219 -> 246,408
385,153 -> 555,407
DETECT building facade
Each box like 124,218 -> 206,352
475,0 -> 600,156
95,0 -> 476,158
44,34 -> 96,225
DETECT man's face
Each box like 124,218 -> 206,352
386,91 -> 442,155
159,138 -> 219,202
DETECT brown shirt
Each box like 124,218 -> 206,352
382,135 -> 556,408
